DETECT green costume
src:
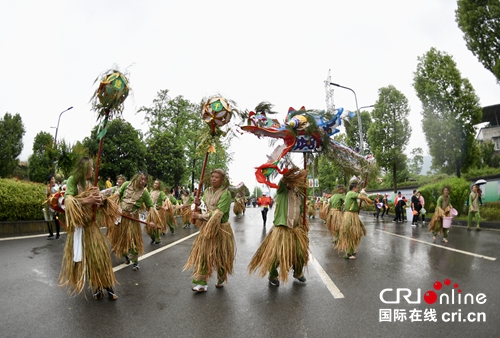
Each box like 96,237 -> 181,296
428,194 -> 452,241
59,176 -> 119,299
326,193 -> 345,242
337,190 -> 371,259
467,190 -> 481,230
110,180 -> 158,267
184,186 -> 235,286
248,180 -> 309,284
149,189 -> 168,242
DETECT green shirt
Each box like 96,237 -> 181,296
273,181 -> 302,227
329,193 -> 345,210
150,190 -> 167,209
202,187 -> 231,223
65,175 -> 88,197
344,191 -> 359,213
119,181 -> 154,212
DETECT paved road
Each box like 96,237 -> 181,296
1,207 -> 498,338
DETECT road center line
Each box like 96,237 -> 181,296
375,229 -> 497,261
113,231 -> 199,272
309,251 -> 345,299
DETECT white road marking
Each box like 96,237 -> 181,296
113,231 -> 200,272
309,251 -> 345,299
375,229 -> 497,261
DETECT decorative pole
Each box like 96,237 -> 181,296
192,97 -> 234,222
91,70 -> 129,220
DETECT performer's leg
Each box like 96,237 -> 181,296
192,262 -> 208,292
268,259 -> 279,285
130,248 -> 139,270
216,267 -> 226,288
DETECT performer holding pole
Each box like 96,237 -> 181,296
59,70 -> 129,300
184,97 -> 236,292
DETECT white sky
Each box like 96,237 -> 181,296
1,0 -> 498,191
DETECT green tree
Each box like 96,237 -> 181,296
140,90 -> 199,187
413,47 -> 483,177
344,110 -> 372,155
82,119 -> 146,184
456,1 -> 500,83
56,139 -> 89,179
367,85 -> 411,193
28,131 -> 54,183
478,140 -> 500,168
0,113 -> 26,178
146,132 -> 184,187
408,147 -> 424,175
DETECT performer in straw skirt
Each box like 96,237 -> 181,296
162,186 -> 178,234
180,190 -> 194,228
336,181 -> 373,260
428,186 -> 453,243
307,197 -> 316,219
148,179 -> 168,243
319,193 -> 330,223
110,172 -> 161,271
59,157 -> 120,300
326,185 -> 345,244
233,192 -> 246,219
184,169 -> 235,292
248,167 -> 309,286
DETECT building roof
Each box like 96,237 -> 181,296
482,104 -> 500,126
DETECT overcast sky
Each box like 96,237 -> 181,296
1,0 -> 498,190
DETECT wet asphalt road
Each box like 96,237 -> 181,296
1,208 -> 499,338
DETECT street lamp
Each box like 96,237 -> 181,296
330,83 -> 363,154
54,106 -> 73,145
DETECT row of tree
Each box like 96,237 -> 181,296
2,91 -> 232,192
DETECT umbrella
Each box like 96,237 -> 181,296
475,179 -> 487,186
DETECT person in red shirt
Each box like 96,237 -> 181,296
257,192 -> 273,227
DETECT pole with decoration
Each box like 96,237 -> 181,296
90,70 -> 130,220
191,97 -> 234,223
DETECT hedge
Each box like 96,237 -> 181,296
0,178 -> 46,221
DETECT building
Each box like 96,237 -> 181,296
477,104 -> 500,152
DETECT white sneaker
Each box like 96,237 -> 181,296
191,284 -> 207,293
442,238 -> 448,243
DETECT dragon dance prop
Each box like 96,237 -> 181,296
240,104 -> 377,224
192,97 -> 235,222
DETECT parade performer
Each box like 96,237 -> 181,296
326,185 -> 345,243
337,181 -> 373,259
184,169 -> 235,292
59,157 -> 120,300
428,186 -> 453,243
248,167 -> 309,286
44,174 -> 61,239
148,179 -> 168,243
467,184 -> 481,231
319,193 -> 330,223
111,172 -> 161,271
233,192 -> 246,219
307,197 -> 316,219
181,190 -> 194,228
163,187 -> 178,234
257,192 -> 273,227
